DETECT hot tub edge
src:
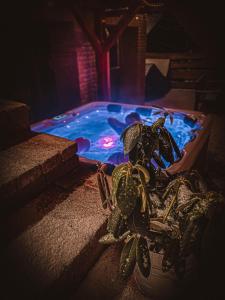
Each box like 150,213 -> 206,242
166,113 -> 213,175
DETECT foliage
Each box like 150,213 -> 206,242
97,116 -> 224,281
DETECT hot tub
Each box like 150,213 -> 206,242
31,102 -> 212,174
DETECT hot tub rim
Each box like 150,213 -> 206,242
31,101 -> 212,175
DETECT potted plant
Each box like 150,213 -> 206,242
97,116 -> 223,297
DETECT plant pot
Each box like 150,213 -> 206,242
134,251 -> 199,300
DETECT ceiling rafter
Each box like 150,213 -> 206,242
69,0 -> 142,54
103,0 -> 142,51
69,2 -> 103,54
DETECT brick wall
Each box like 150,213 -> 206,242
74,13 -> 98,104
75,35 -> 98,104
47,21 -> 81,117
46,12 -> 98,112
43,6 -> 98,105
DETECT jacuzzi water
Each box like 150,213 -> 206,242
31,102 -> 202,167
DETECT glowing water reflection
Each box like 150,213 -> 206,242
31,103 -> 202,166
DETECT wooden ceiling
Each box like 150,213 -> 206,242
73,0 -> 165,15
0,1 -> 164,21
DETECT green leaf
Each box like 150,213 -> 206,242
150,220 -> 172,233
161,127 -> 182,161
112,163 -> 129,204
140,126 -> 157,158
121,123 -> 141,155
169,114 -> 174,125
159,128 -> 174,164
151,117 -> 165,133
162,182 -> 174,200
99,233 -> 119,244
134,164 -> 150,183
128,200 -> 151,236
146,162 -> 156,187
152,151 -> 166,168
112,163 -> 129,186
136,236 -> 151,277
176,194 -> 201,214
168,132 -> 182,159
138,170 -> 150,213
120,236 -> 137,279
107,207 -> 126,238
116,174 -> 138,217
99,232 -> 131,245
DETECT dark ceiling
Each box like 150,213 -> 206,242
0,0 -> 224,66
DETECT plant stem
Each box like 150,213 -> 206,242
163,187 -> 179,223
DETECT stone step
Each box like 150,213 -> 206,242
0,133 -> 78,214
1,164 -> 108,299
0,99 -> 30,150
73,244 -> 149,300
73,241 -> 208,300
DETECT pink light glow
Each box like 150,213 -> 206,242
98,136 -> 117,149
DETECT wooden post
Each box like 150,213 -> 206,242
70,4 -> 103,54
70,3 -> 110,99
96,51 -> 111,100
104,0 -> 142,52
69,0 -> 142,102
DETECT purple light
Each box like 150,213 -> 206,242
98,136 -> 118,149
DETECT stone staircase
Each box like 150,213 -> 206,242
1,162 -> 108,299
0,100 -> 79,214
0,99 -> 30,150
0,100 -> 109,299
73,244 -> 149,300
0,133 -> 78,214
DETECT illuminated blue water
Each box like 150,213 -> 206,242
31,102 -> 202,166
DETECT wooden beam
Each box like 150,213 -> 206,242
104,6 -> 164,17
103,0 -> 142,52
96,51 -> 111,100
94,10 -> 107,45
69,2 -> 111,100
69,2 -> 103,54
69,1 -> 144,101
